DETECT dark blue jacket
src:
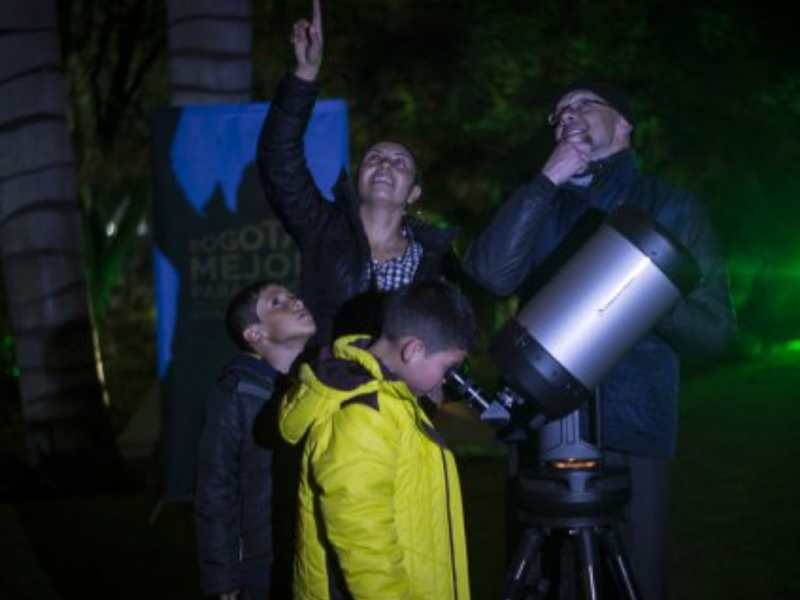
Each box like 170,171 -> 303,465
463,150 -> 737,458
194,354 -> 277,595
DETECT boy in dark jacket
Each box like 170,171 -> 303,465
194,280 -> 316,600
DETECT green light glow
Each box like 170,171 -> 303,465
783,339 -> 800,352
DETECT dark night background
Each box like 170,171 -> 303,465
1,0 -> 799,599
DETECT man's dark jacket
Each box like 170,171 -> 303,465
195,354 -> 276,595
257,73 -> 461,344
463,151 -> 737,458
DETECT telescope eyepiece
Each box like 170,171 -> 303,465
445,368 -> 492,411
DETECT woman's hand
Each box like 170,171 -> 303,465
292,0 -> 323,82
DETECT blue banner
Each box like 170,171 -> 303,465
151,101 -> 348,501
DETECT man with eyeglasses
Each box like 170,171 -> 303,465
462,83 -> 737,600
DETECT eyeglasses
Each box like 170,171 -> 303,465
547,98 -> 611,127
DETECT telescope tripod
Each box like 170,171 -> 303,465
501,464 -> 640,600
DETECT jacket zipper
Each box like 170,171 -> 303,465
441,448 -> 459,600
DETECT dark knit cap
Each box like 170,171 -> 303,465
550,82 -> 635,128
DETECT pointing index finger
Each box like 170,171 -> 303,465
312,0 -> 323,39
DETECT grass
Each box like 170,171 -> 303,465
668,355 -> 800,600
1,353 -> 798,600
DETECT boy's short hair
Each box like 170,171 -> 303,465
225,279 -> 281,351
381,280 -> 477,354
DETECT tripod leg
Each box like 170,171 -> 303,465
597,526 -> 641,600
501,528 -> 548,600
575,527 -> 601,600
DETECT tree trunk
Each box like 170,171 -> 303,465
0,0 -> 123,492
166,0 -> 253,105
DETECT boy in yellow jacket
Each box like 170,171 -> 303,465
279,280 -> 477,599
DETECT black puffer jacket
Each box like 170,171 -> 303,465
194,354 -> 277,596
257,73 -> 461,344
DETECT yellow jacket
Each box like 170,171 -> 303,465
279,335 -> 471,600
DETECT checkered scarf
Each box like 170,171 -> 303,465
368,225 -> 422,291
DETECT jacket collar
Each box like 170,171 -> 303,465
225,353 -> 277,382
564,149 -> 639,210
587,148 -> 636,178
566,149 -> 637,188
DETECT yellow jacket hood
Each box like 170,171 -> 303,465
279,335 -> 415,445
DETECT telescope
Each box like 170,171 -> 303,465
447,204 -> 701,600
448,204 -> 700,431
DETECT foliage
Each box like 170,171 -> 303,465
282,0 -> 800,344
3,0 -> 795,415
0,287 -> 23,457
56,0 -> 167,414
59,0 -> 167,317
